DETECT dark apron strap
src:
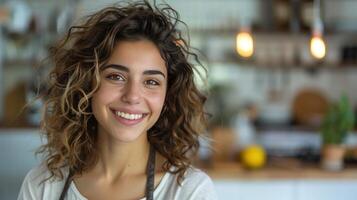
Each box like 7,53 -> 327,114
59,145 -> 156,200
59,169 -> 74,200
145,144 -> 156,200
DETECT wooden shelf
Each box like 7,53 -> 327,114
208,60 -> 357,71
3,59 -> 41,67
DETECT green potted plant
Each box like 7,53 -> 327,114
320,95 -> 355,171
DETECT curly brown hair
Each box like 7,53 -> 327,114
37,0 -> 207,183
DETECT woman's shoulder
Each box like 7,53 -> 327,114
181,167 -> 216,193
24,163 -> 50,181
183,166 -> 212,182
17,163 -> 68,200
162,166 -> 212,184
24,163 -> 68,183
156,166 -> 218,200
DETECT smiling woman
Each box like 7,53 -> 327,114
17,1 -> 217,200
92,40 -> 168,144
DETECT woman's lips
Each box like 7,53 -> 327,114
110,109 -> 147,126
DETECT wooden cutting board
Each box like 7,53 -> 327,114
292,88 -> 329,127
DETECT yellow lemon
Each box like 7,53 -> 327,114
241,145 -> 266,169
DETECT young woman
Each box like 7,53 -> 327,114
17,1 -> 217,200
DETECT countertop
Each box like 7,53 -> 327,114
202,161 -> 357,180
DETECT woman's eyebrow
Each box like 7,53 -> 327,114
143,70 -> 166,78
103,64 -> 166,78
102,64 -> 129,72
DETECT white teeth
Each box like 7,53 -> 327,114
115,111 -> 143,120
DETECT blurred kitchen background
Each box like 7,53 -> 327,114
1,0 -> 357,199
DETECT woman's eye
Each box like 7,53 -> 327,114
106,74 -> 125,81
145,80 -> 160,86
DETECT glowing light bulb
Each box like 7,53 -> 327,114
236,31 -> 254,58
310,34 -> 326,59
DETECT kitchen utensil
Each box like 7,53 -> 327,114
5,1 -> 32,34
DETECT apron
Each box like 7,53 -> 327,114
59,145 -> 156,200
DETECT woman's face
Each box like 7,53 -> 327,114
91,39 -> 167,143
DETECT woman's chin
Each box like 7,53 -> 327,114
109,130 -> 146,143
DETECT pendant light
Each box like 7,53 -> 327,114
310,0 -> 326,59
236,27 -> 254,58
236,1 -> 254,58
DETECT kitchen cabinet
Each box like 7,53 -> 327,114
214,180 -> 295,200
296,180 -> 357,200
214,180 -> 357,200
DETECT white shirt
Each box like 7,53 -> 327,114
17,164 -> 218,200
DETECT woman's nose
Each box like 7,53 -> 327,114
121,81 -> 141,104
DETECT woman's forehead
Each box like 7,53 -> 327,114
104,40 -> 167,74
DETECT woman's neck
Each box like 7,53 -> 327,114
94,131 -> 150,183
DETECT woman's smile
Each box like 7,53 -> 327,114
110,108 -> 149,126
